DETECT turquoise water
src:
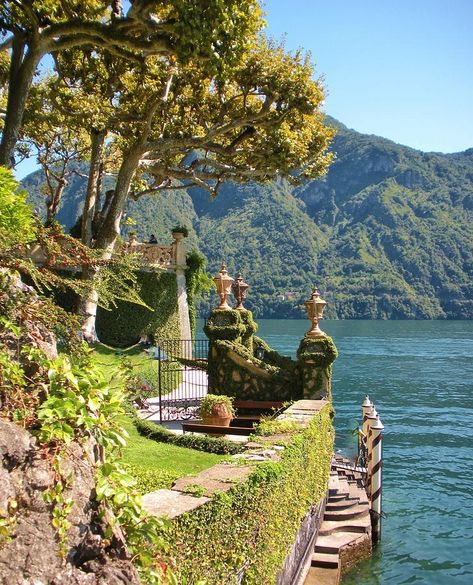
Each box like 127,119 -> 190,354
200,319 -> 473,585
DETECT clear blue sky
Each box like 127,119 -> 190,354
264,0 -> 473,153
14,0 -> 473,179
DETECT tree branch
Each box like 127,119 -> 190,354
0,35 -> 14,52
130,181 -> 193,200
42,20 -> 174,56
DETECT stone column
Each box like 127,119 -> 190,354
296,335 -> 338,400
172,232 -> 192,354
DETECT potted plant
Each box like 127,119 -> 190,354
171,225 -> 189,239
199,394 -> 235,427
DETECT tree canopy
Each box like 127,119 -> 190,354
0,0 -> 263,166
1,0 -> 336,340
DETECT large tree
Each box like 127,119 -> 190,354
0,0 -> 262,166
2,2 -> 335,342
73,39 -> 335,340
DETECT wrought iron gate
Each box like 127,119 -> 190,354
153,339 -> 209,423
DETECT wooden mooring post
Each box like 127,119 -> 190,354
361,396 -> 385,544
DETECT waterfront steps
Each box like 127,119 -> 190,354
303,459 -> 372,585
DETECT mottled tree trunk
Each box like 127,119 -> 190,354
82,129 -> 105,246
0,39 -> 41,167
80,149 -> 141,343
79,265 -> 102,344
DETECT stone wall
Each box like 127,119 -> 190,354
204,309 -> 338,401
0,419 -> 140,585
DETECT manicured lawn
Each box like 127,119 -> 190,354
92,342 -> 181,396
92,342 -> 154,381
119,416 -> 225,491
120,416 -> 224,474
93,345 -> 219,492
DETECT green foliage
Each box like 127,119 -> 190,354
204,309 -> 247,342
123,465 -> 179,493
133,415 -> 243,456
23,116 -> 468,320
199,394 -> 235,419
0,276 -> 175,582
168,404 -> 334,584
172,225 -> 189,237
185,250 -> 213,338
0,167 -> 37,250
297,335 -> 338,369
254,418 -> 301,436
36,355 -> 176,583
96,270 -> 180,347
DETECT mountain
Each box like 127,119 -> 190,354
21,118 -> 473,319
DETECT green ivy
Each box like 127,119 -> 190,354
96,270 -> 180,347
168,404 -> 334,584
204,309 -> 246,342
296,335 -> 338,369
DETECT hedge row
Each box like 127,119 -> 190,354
169,403 -> 334,584
132,414 -> 244,456
96,270 -> 180,347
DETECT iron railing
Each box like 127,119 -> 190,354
148,339 -> 209,423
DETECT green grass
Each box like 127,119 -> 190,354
92,342 -> 181,396
92,342 -> 147,380
92,345 -> 218,493
119,416 -> 225,492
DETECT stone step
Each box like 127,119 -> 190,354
348,485 -> 369,506
311,552 -> 339,569
327,491 -> 350,502
336,476 -> 350,492
328,473 -> 340,496
324,503 -> 370,522
326,497 -> 360,511
314,531 -> 365,554
318,516 -> 371,537
304,566 -> 339,585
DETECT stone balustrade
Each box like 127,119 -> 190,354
125,242 -> 176,270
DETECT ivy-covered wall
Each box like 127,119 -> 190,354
297,336 -> 338,399
168,403 -> 334,584
204,309 -> 337,401
96,270 -> 180,348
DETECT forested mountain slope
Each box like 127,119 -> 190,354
22,118 -> 473,319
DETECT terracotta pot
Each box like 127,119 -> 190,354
202,415 -> 232,427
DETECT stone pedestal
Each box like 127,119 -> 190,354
296,335 -> 338,400
172,232 -> 191,350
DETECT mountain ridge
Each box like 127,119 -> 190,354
21,117 -> 473,319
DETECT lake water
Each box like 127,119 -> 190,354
199,319 -> 473,585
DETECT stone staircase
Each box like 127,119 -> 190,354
303,456 -> 372,585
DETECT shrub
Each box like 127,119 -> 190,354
96,270 -> 180,347
169,403 -> 335,584
199,394 -> 235,419
133,415 -> 243,456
